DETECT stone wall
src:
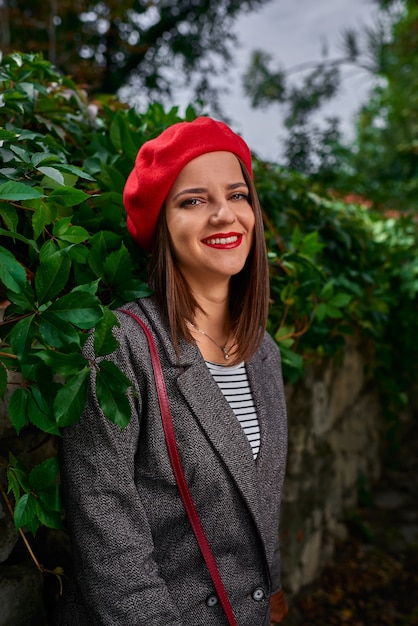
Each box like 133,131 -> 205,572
0,334 -> 404,623
280,334 -> 382,594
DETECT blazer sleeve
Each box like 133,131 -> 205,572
59,331 -> 183,626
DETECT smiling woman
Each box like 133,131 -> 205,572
57,117 -> 289,626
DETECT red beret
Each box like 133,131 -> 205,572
123,117 -> 253,251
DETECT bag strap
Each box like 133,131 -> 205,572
119,309 -> 238,626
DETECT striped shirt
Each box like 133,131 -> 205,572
205,361 -> 261,459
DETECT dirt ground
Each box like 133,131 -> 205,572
282,422 -> 418,626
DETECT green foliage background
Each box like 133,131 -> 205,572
0,53 -> 417,537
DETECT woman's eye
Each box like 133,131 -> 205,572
180,197 -> 201,208
231,192 -> 250,202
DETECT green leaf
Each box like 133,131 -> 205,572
39,239 -> 59,262
291,226 -> 302,248
274,324 -> 296,349
320,281 -> 334,300
8,387 -> 29,434
103,244 -> 131,283
36,350 -> 87,377
29,456 -> 60,491
32,200 -> 55,239
66,243 -> 89,264
37,165 -> 65,186
0,181 -> 43,201
94,308 -> 120,356
328,293 -> 352,308
0,128 -> 17,140
31,152 -> 60,167
57,225 -> 89,244
35,251 -> 71,304
0,204 -> 18,232
14,493 -> 38,530
109,113 -> 140,161
89,192 -> 123,219
53,368 -> 90,427
52,216 -> 72,235
0,166 -> 20,180
324,304 -> 343,319
280,283 -> 295,306
7,453 -> 30,493
49,187 -> 89,207
72,280 -> 100,296
53,218 -> 89,244
34,501 -> 63,530
55,163 -> 95,181
38,484 -> 62,512
9,315 -> 35,361
116,280 -> 152,301
24,516 -> 40,536
88,230 -> 122,278
279,345 -> 304,372
7,468 -> 21,503
47,291 -> 102,329
96,360 -> 132,428
315,302 -> 328,322
38,312 -> 81,349
99,163 -> 125,194
300,231 -> 324,256
0,247 -> 27,291
7,282 -> 36,312
109,113 -> 124,152
10,144 -> 31,164
27,390 -> 60,435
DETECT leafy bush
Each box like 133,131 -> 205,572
0,53 -> 417,544
258,162 -> 418,437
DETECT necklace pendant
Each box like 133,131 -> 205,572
222,347 -> 230,360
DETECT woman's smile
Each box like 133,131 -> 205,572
201,232 -> 242,248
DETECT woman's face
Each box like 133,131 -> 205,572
164,151 -> 255,289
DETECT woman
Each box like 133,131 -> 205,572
57,117 -> 288,625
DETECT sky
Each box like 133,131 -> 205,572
181,0 -> 379,162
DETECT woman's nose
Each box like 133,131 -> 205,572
209,203 -> 236,225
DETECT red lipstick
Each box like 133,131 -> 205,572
201,232 -> 243,249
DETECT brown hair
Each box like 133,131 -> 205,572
148,159 -> 269,364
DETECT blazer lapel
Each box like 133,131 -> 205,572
175,360 -> 263,526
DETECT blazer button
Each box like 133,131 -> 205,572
206,594 -> 219,607
252,587 -> 266,602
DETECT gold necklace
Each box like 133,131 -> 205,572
187,321 -> 232,361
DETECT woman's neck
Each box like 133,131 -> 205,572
188,287 -> 235,364
192,286 -> 230,330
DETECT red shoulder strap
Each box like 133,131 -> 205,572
119,309 -> 238,626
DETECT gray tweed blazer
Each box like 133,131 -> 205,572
57,297 -> 288,626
